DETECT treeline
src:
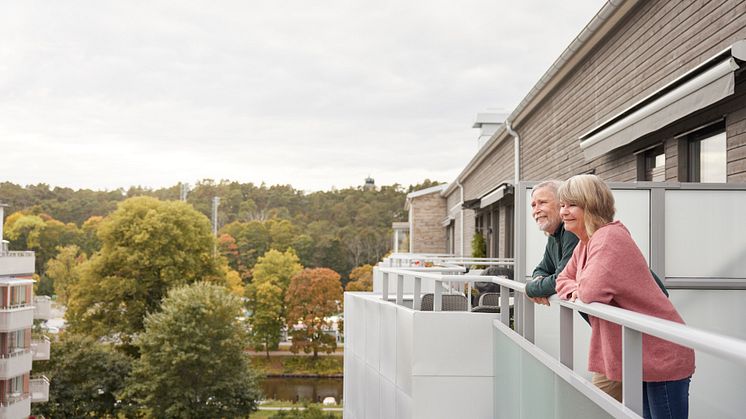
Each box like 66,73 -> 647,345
1,178 -> 441,283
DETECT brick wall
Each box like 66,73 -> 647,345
410,192 -> 447,254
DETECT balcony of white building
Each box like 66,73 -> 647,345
30,376 -> 49,403
0,393 -> 30,419
0,350 -> 32,382
0,249 -> 35,278
344,182 -> 746,419
33,296 -> 51,321
0,307 -> 35,335
31,336 -> 50,361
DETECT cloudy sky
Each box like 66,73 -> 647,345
1,0 -> 604,192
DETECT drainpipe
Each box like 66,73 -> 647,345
407,198 -> 414,253
456,181 -> 465,256
506,121 -> 520,186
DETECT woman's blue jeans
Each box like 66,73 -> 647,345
642,377 -> 691,419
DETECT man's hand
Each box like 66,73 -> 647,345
528,296 -> 551,306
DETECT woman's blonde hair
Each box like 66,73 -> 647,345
557,174 -> 615,237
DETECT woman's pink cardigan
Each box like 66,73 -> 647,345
555,221 -> 695,382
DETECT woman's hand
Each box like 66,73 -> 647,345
569,290 -> 578,302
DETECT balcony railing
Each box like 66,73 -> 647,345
33,296 -> 51,320
347,261 -> 746,419
31,337 -> 50,361
0,306 -> 35,333
0,251 -> 35,277
30,376 -> 49,403
0,350 -> 33,380
0,392 -> 31,418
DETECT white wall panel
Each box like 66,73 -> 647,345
364,298 -> 380,369
412,312 -> 497,377
396,306 -> 414,394
380,377 -> 397,419
412,376 -> 494,419
380,302 -> 397,382
365,364 -> 381,419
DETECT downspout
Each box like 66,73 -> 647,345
506,121 -> 520,262
456,180 -> 465,256
407,197 -> 414,253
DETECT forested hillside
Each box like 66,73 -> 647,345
0,179 -> 441,286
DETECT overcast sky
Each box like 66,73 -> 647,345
1,0 -> 604,192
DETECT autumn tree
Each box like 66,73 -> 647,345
45,245 -> 87,305
66,196 -> 225,349
30,334 -> 132,419
125,282 -> 260,418
345,264 -> 373,292
285,268 -> 343,358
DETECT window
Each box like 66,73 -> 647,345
637,144 -> 666,181
679,121 -> 727,182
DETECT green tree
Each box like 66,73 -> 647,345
286,268 -> 343,358
125,282 -> 260,419
252,248 -> 303,290
30,334 -> 132,419
66,196 -> 224,348
246,280 -> 284,357
45,245 -> 87,305
471,232 -> 487,258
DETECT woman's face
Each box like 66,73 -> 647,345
560,202 -> 586,239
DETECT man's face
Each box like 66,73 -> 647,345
531,187 -> 561,234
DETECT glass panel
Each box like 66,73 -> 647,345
700,131 -> 726,183
665,190 -> 746,278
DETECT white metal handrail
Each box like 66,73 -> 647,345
375,264 -> 746,417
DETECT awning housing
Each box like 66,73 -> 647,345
579,40 -> 746,160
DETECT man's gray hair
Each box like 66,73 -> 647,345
531,180 -> 563,197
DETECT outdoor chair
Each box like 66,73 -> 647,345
419,293 -> 468,311
471,292 -> 500,313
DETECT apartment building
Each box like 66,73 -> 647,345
0,204 -> 50,419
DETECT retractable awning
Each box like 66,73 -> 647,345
478,183 -> 513,209
579,40 -> 746,160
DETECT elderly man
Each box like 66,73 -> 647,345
525,180 -> 577,305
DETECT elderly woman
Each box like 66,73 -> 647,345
555,174 -> 694,419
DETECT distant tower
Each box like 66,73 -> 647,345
364,176 -> 376,191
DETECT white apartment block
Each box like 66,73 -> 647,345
0,204 -> 49,419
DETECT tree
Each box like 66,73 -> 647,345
286,268 -> 343,358
30,334 -> 132,419
252,248 -> 303,290
45,245 -> 87,305
471,232 -> 487,258
246,280 -> 284,357
125,282 -> 260,419
66,196 -> 225,348
345,264 -> 373,292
